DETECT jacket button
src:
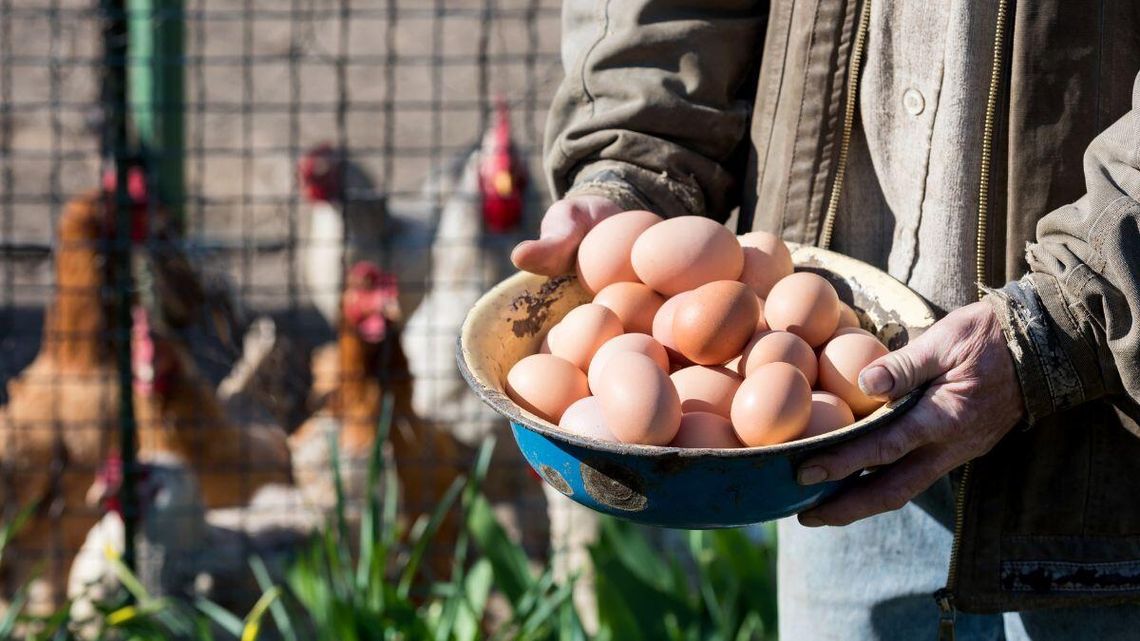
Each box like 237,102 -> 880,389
903,88 -> 925,115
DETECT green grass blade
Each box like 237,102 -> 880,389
358,395 -> 395,592
0,584 -> 29,638
241,586 -> 282,641
195,596 -> 246,638
465,491 -> 534,606
0,501 -> 37,568
249,555 -> 297,641
396,474 -> 466,599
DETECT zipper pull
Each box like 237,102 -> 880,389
934,588 -> 956,641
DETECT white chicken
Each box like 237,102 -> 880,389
401,102 -> 599,627
296,145 -> 434,327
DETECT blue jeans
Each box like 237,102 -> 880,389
777,478 -> 1140,640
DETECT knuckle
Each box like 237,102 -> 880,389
874,432 -> 909,466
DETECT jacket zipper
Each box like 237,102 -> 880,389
936,1 -> 1011,639
819,0 -> 873,250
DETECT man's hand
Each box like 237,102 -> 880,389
796,301 -> 1024,527
511,195 -> 623,276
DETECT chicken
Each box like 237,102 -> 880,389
402,101 -> 606,627
130,305 -> 293,509
0,188 -> 131,611
290,261 -> 464,580
68,452 -> 309,635
404,101 -> 526,434
400,102 -> 555,560
296,145 -> 434,329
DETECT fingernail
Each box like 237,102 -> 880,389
798,466 -> 828,485
800,515 -> 824,528
859,365 -> 893,396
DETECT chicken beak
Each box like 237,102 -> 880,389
493,170 -> 513,197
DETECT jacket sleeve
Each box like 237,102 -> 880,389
986,72 -> 1140,422
545,0 -> 766,221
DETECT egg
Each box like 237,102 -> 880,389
818,332 -> 890,416
630,217 -> 743,296
559,396 -> 619,442
595,352 -> 682,445
673,280 -> 759,365
737,231 -> 794,297
730,362 -> 812,446
593,282 -> 665,334
670,365 -> 742,418
764,272 -> 840,347
737,330 -> 817,385
575,210 -> 664,293
506,354 -> 590,423
587,333 -> 669,394
836,302 -> 861,330
545,303 -> 624,370
831,326 -> 878,340
652,292 -> 693,365
803,392 -> 855,438
670,412 -> 743,449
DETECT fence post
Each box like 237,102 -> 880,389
128,0 -> 184,227
102,0 -> 138,577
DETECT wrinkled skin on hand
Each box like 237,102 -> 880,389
797,301 -> 1025,527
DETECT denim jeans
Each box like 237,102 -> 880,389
777,477 -> 1140,640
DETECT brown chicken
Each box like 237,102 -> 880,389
290,261 -> 465,580
130,304 -> 293,509
0,189 -> 127,611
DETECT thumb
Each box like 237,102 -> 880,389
857,333 -> 945,400
511,196 -> 620,276
510,227 -> 583,276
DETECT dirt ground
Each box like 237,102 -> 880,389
0,0 -> 563,376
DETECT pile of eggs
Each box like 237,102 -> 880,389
505,212 -> 891,449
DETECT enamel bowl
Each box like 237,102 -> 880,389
457,244 -> 935,528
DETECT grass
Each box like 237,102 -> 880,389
0,397 -> 778,640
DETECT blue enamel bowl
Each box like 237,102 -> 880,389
458,244 -> 935,528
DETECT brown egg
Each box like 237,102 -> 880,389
545,303 -> 624,371
831,326 -> 878,340
652,292 -> 694,365
630,217 -> 743,296
559,396 -> 619,442
737,231 -> 794,297
593,282 -> 665,334
803,392 -> 855,439
673,281 -> 759,365
731,362 -> 812,446
670,412 -> 743,449
737,330 -> 817,385
575,210 -> 664,293
670,365 -> 742,418
764,272 -> 840,347
506,354 -> 590,423
587,333 -> 669,394
836,302 -> 861,330
818,332 -> 890,416
596,352 -> 682,445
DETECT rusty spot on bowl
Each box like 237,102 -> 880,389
539,464 -> 572,496
509,275 -> 573,338
581,460 -> 647,512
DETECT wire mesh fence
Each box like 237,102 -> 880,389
0,0 -> 572,624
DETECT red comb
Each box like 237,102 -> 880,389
348,261 -> 398,295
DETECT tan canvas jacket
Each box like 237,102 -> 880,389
544,0 -> 1140,614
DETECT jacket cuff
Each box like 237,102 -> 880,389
563,161 -> 712,221
984,276 -> 1100,424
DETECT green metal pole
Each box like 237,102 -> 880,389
128,0 -> 184,226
